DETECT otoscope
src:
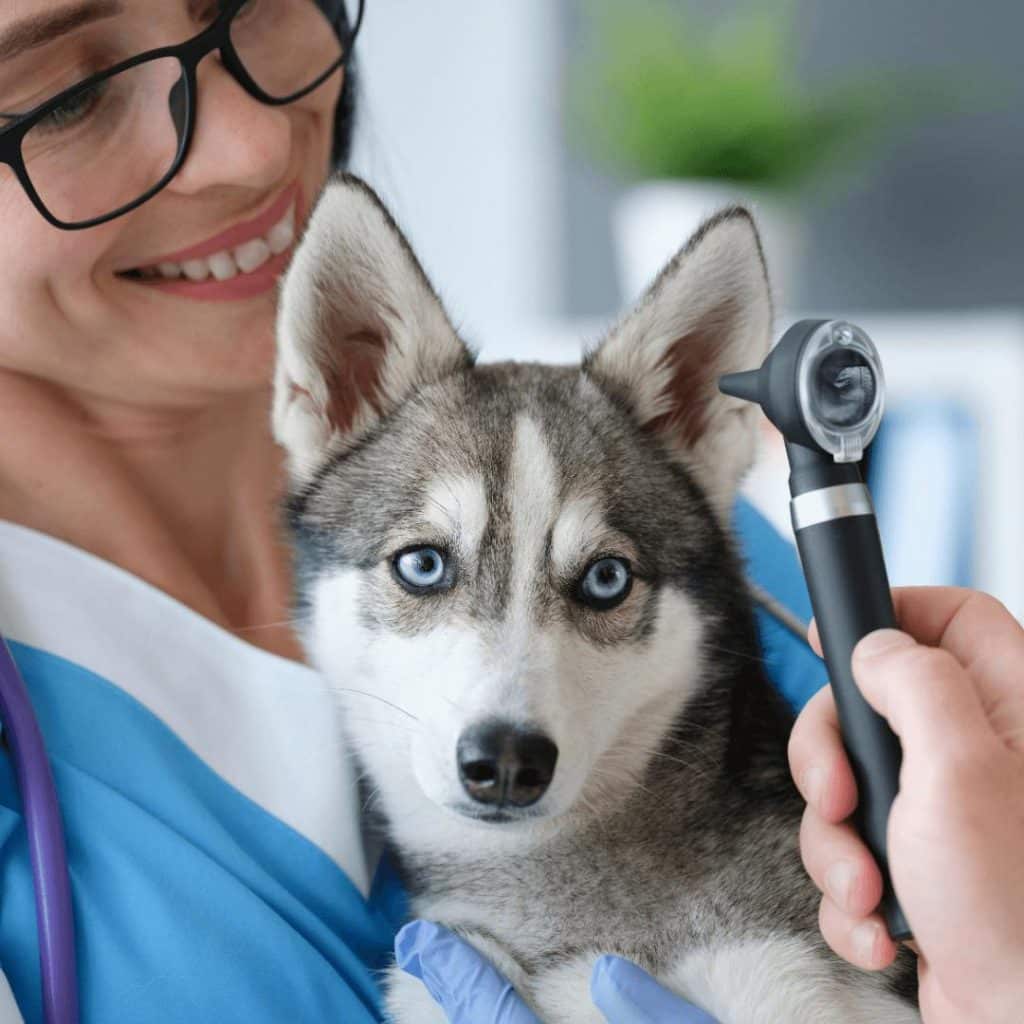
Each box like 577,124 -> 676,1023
720,319 -> 911,941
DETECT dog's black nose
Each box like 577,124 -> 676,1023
456,721 -> 558,808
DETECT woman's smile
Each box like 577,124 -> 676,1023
114,178 -> 303,302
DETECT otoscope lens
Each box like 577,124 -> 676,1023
796,320 -> 885,462
811,349 -> 877,427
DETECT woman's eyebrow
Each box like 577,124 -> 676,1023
0,0 -> 123,62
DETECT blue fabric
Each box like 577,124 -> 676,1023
0,642 -> 407,1024
733,497 -> 828,712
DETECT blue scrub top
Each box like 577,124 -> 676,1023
0,500 -> 824,1023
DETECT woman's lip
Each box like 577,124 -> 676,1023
123,180 -> 300,269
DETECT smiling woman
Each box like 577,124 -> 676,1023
0,3 -> 422,1024
0,0 -> 360,619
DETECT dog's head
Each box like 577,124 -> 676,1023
274,175 -> 772,845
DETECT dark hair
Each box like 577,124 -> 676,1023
330,3 -> 360,169
331,60 -> 357,168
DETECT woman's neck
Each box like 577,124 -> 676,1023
0,370 -> 305,661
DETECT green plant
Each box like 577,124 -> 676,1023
570,1 -> 907,188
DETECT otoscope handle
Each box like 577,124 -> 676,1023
792,498 -> 912,941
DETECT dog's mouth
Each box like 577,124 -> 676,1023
447,801 -> 548,826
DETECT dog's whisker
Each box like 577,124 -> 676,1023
641,742 -> 717,769
332,687 -> 421,722
574,782 -> 612,841
578,794 -> 609,838
338,715 -> 419,737
360,783 -> 384,816
618,744 -> 719,787
234,617 -> 306,634
590,763 -> 654,800
423,493 -> 451,523
702,642 -> 766,665
438,692 -> 465,714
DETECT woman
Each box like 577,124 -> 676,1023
0,4 -> 404,1021
1,3 -> 1020,1023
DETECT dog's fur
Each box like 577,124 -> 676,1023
272,174 -> 920,1023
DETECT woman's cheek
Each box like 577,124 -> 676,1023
0,205 -> 117,375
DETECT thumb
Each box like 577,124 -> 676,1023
590,956 -> 719,1023
395,920 -> 541,1024
851,629 -> 995,760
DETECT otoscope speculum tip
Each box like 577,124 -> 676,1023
718,369 -> 762,405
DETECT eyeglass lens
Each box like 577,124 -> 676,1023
20,0 -> 346,227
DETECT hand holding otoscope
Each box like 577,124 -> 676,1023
720,319 -> 911,941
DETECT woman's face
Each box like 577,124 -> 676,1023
0,1 -> 343,409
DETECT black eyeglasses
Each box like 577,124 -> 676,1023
0,0 -> 365,231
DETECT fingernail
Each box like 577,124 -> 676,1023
854,629 -> 913,662
853,921 -> 880,964
826,861 -> 855,909
801,764 -> 827,806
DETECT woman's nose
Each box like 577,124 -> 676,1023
166,55 -> 293,197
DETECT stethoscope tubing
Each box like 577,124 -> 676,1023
0,635 -> 78,1024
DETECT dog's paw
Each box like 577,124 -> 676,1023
382,961 -> 450,1024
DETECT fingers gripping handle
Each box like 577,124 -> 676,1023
793,512 -> 912,941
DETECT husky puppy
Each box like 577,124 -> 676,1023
272,174 -> 920,1023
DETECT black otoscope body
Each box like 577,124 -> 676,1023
720,319 -> 911,941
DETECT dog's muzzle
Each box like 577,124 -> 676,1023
456,720 -> 558,809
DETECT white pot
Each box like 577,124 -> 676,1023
613,179 -> 803,309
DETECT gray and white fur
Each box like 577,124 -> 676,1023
272,174 -> 920,1023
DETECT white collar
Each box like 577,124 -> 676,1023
0,520 -> 371,896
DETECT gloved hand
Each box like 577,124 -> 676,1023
394,920 -> 719,1023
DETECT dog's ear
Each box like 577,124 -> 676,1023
583,207 -> 772,519
273,173 -> 472,483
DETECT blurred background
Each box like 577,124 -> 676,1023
348,0 -> 1024,619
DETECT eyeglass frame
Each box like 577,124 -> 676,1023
0,0 -> 365,232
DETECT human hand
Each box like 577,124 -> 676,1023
788,587 -> 1024,1024
394,920 -> 719,1023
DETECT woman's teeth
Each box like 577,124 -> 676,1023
132,201 -> 296,282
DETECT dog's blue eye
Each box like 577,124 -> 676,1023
394,547 -> 447,591
578,557 -> 632,610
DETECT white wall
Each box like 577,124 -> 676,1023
349,1 -> 564,341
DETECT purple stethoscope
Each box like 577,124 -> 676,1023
0,633 -> 78,1024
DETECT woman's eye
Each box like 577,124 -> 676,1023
36,80 -> 107,135
577,557 -> 633,610
393,547 -> 449,592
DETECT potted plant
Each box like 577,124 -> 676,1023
569,1 -> 898,303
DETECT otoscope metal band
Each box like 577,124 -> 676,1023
790,482 -> 875,532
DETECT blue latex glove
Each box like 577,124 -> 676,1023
394,920 -> 719,1023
